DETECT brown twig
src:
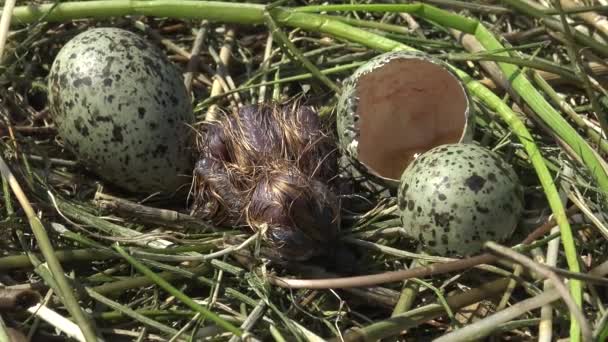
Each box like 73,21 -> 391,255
132,19 -> 214,87
484,241 -> 593,342
0,125 -> 56,135
433,260 -> 608,342
334,277 -> 512,342
229,246 -> 400,309
269,206 -> 579,289
480,60 -> 608,89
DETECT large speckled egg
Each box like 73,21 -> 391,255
336,50 -> 474,199
47,27 -> 194,194
398,143 -> 524,256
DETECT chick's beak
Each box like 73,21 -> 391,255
268,227 -> 323,261
291,180 -> 341,242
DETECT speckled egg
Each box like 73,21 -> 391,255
398,143 -> 524,256
336,50 -> 475,199
47,27 -> 194,194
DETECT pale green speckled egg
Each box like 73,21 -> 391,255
47,27 -> 194,194
398,143 -> 524,256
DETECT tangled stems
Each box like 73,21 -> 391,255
3,1 -> 595,340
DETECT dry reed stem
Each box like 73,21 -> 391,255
560,0 -> 608,38
449,28 -> 518,102
484,241 -> 592,342
26,302 -> 87,342
0,0 -> 15,64
538,165 -> 572,342
433,259 -> 608,342
258,33 -> 274,102
271,206 -> 579,289
93,192 -> 215,231
184,20 -> 209,93
206,28 -> 236,121
538,225 -> 561,342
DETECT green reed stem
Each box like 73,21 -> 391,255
114,244 -> 243,337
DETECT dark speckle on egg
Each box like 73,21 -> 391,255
488,173 -> 497,182
111,125 -> 123,143
464,174 -> 486,193
73,117 -> 89,137
407,200 -> 415,211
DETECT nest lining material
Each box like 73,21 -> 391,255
355,58 -> 470,180
191,103 -> 340,261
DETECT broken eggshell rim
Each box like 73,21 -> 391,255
337,49 -> 476,189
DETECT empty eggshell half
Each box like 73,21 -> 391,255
336,50 -> 475,194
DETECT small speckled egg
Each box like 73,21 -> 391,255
47,27 -> 194,194
336,50 -> 475,199
398,143 -> 524,256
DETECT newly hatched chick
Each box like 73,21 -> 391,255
191,103 -> 341,261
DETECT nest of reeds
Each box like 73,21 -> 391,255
190,102 -> 341,261
4,2 -> 608,341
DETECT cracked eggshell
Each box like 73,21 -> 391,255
398,143 -> 524,257
336,50 -> 474,197
48,27 -> 194,194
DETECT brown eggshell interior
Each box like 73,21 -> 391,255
355,58 -> 469,180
